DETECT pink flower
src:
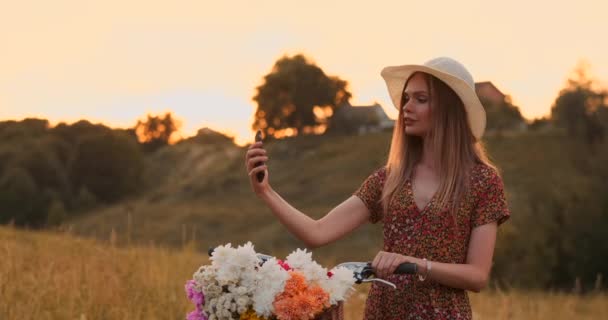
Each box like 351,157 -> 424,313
277,259 -> 292,271
186,310 -> 208,320
185,280 -> 205,306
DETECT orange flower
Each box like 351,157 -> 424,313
273,272 -> 330,320
282,271 -> 307,294
307,285 -> 330,309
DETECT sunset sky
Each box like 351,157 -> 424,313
1,0 -> 606,145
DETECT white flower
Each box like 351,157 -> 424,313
300,260 -> 328,284
205,298 -> 218,315
239,270 -> 257,291
216,264 -> 241,285
203,283 -> 222,299
237,286 -> 250,296
202,266 -> 218,281
233,242 -> 258,269
193,266 -> 206,278
210,243 -> 234,267
285,248 -> 313,270
236,296 -> 250,308
285,248 -> 329,283
219,307 -> 232,319
194,265 -> 218,292
252,258 -> 289,317
320,267 -> 356,305
211,242 -> 259,287
223,311 -> 234,320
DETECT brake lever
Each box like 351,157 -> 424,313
334,262 -> 397,289
361,278 -> 397,289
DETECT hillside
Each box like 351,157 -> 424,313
68,132 -> 398,262
66,130 -> 608,284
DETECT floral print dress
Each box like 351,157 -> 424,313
353,163 -> 510,320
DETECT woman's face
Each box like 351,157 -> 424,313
401,73 -> 432,138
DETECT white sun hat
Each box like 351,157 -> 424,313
381,57 -> 486,140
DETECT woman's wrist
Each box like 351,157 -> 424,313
406,257 -> 424,274
408,257 -> 430,278
257,186 -> 275,200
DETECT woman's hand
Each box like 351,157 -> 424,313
372,251 -> 414,279
245,141 -> 271,196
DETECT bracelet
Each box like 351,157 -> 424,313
418,258 -> 431,282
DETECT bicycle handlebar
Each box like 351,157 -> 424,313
395,262 -> 418,275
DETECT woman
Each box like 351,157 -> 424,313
245,57 -> 510,320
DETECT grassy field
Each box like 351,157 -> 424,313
2,226 -> 606,320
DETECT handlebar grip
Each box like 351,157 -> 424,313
394,262 -> 417,275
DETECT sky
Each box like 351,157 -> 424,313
1,0 -> 607,145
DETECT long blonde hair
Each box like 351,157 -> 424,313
381,72 -> 497,222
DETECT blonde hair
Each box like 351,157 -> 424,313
381,72 -> 497,223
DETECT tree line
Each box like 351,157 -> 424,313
0,114 -> 232,227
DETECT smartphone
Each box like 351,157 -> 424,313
254,130 -> 265,182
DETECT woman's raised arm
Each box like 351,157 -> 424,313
245,141 -> 370,248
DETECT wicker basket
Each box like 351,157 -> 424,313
313,302 -> 344,320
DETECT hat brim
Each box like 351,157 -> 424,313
381,64 -> 486,140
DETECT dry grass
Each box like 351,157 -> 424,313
0,226 -> 204,319
342,287 -> 608,320
2,226 -> 606,320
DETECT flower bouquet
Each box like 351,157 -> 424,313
185,242 -> 355,320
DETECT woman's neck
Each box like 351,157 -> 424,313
419,137 -> 437,171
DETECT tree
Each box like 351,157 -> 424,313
134,112 -> 181,152
0,118 -> 49,140
551,62 -> 607,145
0,167 -> 46,227
0,118 -> 147,227
252,54 -> 352,138
51,120 -> 109,145
481,96 -> 526,133
70,130 -> 144,203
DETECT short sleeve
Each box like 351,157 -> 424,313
472,167 -> 511,228
353,167 -> 387,224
